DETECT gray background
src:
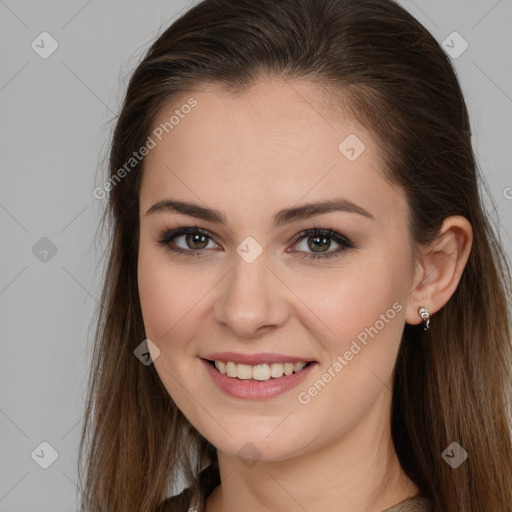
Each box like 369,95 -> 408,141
1,0 -> 511,510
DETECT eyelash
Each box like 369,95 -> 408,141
156,224 -> 355,260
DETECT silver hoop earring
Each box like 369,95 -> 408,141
418,306 -> 431,331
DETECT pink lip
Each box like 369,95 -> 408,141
201,358 -> 318,400
202,352 -> 316,365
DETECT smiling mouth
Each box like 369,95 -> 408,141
204,358 -> 314,381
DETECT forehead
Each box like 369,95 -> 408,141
140,78 -> 406,224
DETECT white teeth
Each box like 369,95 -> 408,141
252,364 -> 270,381
293,362 -> 305,373
283,362 -> 294,375
237,364 -> 253,380
213,360 -> 308,381
269,363 -> 284,378
225,361 -> 237,377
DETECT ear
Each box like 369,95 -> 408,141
405,215 -> 473,326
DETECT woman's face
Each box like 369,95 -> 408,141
137,78 -> 418,461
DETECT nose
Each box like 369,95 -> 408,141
213,249 -> 289,338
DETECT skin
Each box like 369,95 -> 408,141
137,77 -> 472,512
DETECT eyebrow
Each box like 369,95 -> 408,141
145,197 -> 374,228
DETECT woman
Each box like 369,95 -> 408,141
78,0 -> 512,511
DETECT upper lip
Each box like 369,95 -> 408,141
202,352 -> 316,365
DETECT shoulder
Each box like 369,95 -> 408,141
383,495 -> 433,511
155,490 -> 193,512
156,462 -> 219,512
155,486 -> 195,512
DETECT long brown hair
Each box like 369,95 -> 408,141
78,0 -> 512,510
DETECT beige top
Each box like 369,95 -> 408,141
159,490 -> 432,512
157,464 -> 433,512
383,495 -> 432,511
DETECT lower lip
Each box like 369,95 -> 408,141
201,358 -> 318,400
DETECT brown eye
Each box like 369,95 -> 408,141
183,232 -> 210,250
292,228 -> 354,260
157,226 -> 219,256
306,234 -> 331,253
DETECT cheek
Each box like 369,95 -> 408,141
137,246 -> 206,414
137,245 -> 199,345
290,253 -> 407,438
300,249 -> 406,347
292,250 -> 409,426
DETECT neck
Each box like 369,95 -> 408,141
205,392 -> 420,512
